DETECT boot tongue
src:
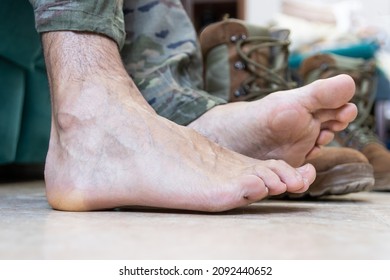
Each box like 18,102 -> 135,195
269,29 -> 291,73
270,29 -> 290,41
244,23 -> 290,40
245,23 -> 271,37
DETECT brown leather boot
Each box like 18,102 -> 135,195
287,147 -> 374,198
199,19 -> 375,197
300,53 -> 390,191
199,18 -> 295,102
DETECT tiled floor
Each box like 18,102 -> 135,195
1,180 -> 389,260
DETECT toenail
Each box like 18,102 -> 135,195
296,164 -> 309,173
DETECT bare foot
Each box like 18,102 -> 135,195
189,75 -> 357,167
42,32 -> 314,212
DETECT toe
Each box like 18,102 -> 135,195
316,130 -> 334,146
300,74 -> 356,111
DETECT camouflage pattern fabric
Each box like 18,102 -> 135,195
121,0 -> 226,125
29,0 -> 226,125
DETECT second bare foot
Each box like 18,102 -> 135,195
189,75 -> 358,167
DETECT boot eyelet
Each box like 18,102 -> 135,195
234,61 -> 245,70
234,87 -> 248,97
231,34 -> 247,42
230,35 -> 239,42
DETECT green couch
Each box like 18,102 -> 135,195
0,0 -> 51,166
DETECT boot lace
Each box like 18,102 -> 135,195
337,115 -> 382,150
233,35 -> 296,100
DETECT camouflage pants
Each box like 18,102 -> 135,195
29,0 -> 225,125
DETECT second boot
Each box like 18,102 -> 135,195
300,53 -> 390,191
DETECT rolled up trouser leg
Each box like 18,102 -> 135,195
29,0 -> 126,48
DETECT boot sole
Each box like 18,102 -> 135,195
280,163 -> 375,199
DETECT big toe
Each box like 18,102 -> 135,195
300,74 -> 356,110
